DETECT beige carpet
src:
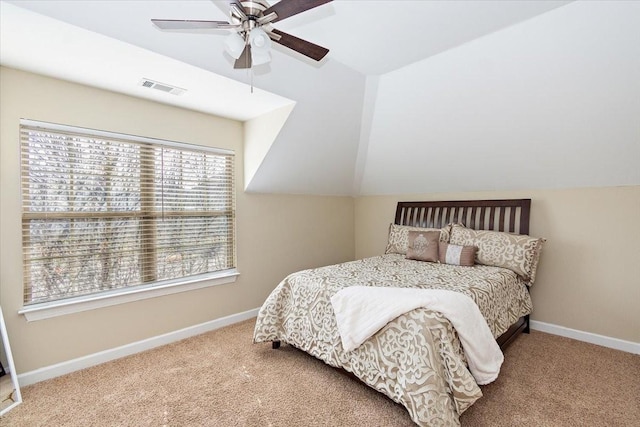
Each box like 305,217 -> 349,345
2,319 -> 638,426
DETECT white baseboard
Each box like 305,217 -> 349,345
17,312 -> 638,387
530,320 -> 640,355
18,307 -> 260,387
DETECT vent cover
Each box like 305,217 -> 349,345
138,78 -> 186,95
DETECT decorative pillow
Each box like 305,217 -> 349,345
449,224 -> 545,285
406,230 -> 440,262
385,223 -> 451,255
438,242 -> 477,266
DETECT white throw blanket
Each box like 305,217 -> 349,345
330,286 -> 504,385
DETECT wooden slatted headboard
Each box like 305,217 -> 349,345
394,198 -> 533,349
395,199 -> 531,235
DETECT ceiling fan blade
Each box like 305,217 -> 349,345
151,19 -> 237,30
270,29 -> 329,61
263,0 -> 333,23
234,44 -> 252,69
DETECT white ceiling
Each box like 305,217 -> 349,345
5,1 -> 635,196
359,1 -> 640,194
2,1 -> 573,77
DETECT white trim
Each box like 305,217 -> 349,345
20,270 -> 239,321
17,307 -> 259,387
530,320 -> 640,355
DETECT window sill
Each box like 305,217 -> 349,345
18,269 -> 239,322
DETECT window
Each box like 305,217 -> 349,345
20,119 -> 235,309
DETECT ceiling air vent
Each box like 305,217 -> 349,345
138,78 -> 186,96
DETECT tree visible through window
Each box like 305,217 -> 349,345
20,120 -> 235,305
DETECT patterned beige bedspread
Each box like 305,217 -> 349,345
253,254 -> 532,426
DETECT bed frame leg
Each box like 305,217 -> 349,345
272,340 -> 281,349
524,315 -> 530,334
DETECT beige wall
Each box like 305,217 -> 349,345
355,187 -> 640,343
0,67 -> 355,373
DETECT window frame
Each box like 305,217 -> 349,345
18,119 -> 238,321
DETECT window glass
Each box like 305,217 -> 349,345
20,120 -> 235,305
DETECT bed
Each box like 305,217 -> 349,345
253,199 -> 544,426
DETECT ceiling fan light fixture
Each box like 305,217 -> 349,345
224,32 -> 245,59
250,27 -> 271,53
251,50 -> 271,66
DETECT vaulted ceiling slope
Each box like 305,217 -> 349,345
3,1 -> 637,196
359,0 -> 640,194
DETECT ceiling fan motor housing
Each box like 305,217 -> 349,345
233,0 -> 282,47
238,0 -> 270,18
233,1 -> 270,29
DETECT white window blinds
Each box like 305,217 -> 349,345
20,119 -> 235,305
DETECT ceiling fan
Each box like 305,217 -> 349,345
151,0 -> 332,69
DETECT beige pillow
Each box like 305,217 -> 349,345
406,230 -> 440,262
449,224 -> 545,284
385,223 -> 451,255
438,242 -> 476,266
